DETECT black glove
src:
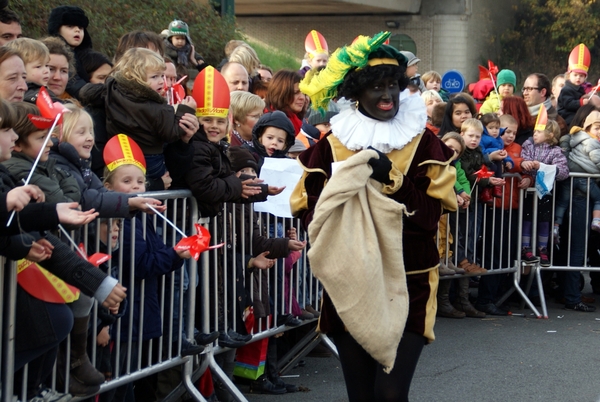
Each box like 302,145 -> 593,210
367,146 -> 393,184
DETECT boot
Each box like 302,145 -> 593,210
447,259 -> 465,274
493,185 -> 502,199
437,280 -> 465,318
453,278 -> 486,318
438,259 -> 456,276
480,187 -> 493,204
70,316 -> 105,386
266,337 -> 297,392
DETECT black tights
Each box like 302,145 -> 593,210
334,330 -> 426,402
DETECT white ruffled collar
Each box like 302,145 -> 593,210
330,89 -> 427,154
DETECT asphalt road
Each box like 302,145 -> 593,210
240,281 -> 600,402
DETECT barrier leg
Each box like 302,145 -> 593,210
1,261 -> 16,402
534,266 -> 549,318
510,269 -> 542,318
180,356 -> 208,402
319,334 -> 339,360
208,354 -> 248,402
276,328 -> 322,375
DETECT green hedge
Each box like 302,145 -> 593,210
11,0 -> 238,65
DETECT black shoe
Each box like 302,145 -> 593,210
180,338 -> 204,357
474,302 -> 509,316
278,314 -> 302,327
195,331 -> 220,345
522,247 -> 540,263
270,375 -> 298,393
227,329 -> 252,343
565,302 -> 597,312
249,377 -> 286,394
218,332 -> 246,349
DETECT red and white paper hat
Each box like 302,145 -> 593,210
103,134 -> 146,174
568,43 -> 591,75
305,30 -> 328,57
192,66 -> 230,118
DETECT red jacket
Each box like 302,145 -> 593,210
494,141 -> 531,210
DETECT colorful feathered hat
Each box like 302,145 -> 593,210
568,44 -> 591,75
300,31 -> 404,113
103,134 -> 146,174
534,103 -> 548,132
192,66 -> 230,118
305,30 -> 328,58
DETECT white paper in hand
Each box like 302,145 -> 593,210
254,158 -> 303,218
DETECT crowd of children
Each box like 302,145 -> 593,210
2,4 -> 600,401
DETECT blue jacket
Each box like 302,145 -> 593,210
114,213 -> 184,342
480,127 -> 514,168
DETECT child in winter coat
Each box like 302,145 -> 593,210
437,132 -> 482,319
244,110 -> 297,168
479,113 -> 514,199
3,102 -> 79,204
47,5 -> 93,99
227,146 -> 306,394
521,119 -> 569,266
479,69 -> 516,114
0,98 -> 125,400
555,110 -> 600,235
102,135 -> 196,402
104,47 -> 198,190
4,38 -> 54,103
164,19 -> 205,78
455,118 -> 504,273
50,103 -> 162,217
422,70 -> 449,101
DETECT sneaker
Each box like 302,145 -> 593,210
195,330 -> 220,345
565,302 -> 597,312
218,332 -> 246,349
227,329 -> 252,343
538,247 -> 550,267
30,389 -> 72,402
553,224 -> 560,245
474,302 -> 509,316
249,377 -> 286,394
180,338 -> 204,357
592,219 -> 600,233
521,247 -> 539,263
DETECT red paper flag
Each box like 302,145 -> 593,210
36,87 -> 69,124
27,114 -> 54,129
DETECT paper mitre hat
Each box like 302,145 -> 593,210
534,103 -> 548,132
192,66 -> 230,118
103,134 -> 146,174
305,30 -> 328,57
568,43 -> 591,75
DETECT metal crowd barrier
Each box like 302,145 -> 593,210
439,174 -> 543,317
6,171 -> 599,401
0,190 -> 327,402
523,172 -> 600,318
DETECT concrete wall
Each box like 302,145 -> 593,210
236,0 -> 517,83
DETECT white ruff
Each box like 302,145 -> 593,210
331,90 -> 427,153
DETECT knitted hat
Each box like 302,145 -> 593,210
252,111 -> 296,151
584,111 -> 600,130
400,51 -> 420,67
48,6 -> 92,49
167,20 -> 192,44
497,69 -> 516,89
228,146 -> 258,173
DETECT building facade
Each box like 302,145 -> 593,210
233,0 -> 517,83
